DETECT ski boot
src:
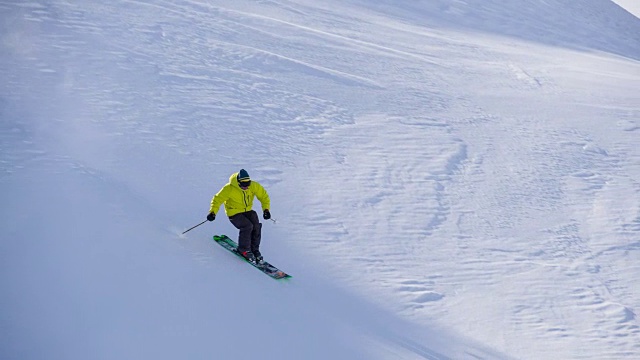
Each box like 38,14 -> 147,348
253,250 -> 264,265
238,250 -> 256,263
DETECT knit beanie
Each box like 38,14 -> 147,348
237,169 -> 250,183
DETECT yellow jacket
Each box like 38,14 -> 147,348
209,172 -> 270,217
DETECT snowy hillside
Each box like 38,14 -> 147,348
612,0 -> 640,18
2,0 -> 639,359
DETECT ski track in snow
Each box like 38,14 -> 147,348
2,0 -> 640,359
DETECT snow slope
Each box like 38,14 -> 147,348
612,0 -> 640,18
1,0 -> 639,359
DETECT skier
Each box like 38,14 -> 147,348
207,169 -> 271,264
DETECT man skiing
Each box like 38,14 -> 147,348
207,169 -> 271,264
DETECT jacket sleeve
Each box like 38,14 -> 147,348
254,182 -> 271,211
209,185 -> 230,214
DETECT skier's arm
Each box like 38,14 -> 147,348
209,185 -> 230,214
254,182 -> 271,211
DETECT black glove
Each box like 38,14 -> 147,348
263,209 -> 271,220
207,212 -> 216,221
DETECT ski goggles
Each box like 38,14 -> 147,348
239,180 -> 251,188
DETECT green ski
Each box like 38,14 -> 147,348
213,235 -> 292,280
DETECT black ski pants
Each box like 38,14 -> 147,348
229,210 -> 262,254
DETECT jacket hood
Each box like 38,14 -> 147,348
229,172 -> 240,187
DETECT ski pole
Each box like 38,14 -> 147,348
182,220 -> 207,234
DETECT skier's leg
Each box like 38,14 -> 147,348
229,213 -> 253,253
248,210 -> 262,253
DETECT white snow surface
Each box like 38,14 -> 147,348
612,0 -> 640,18
2,1 -> 640,359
